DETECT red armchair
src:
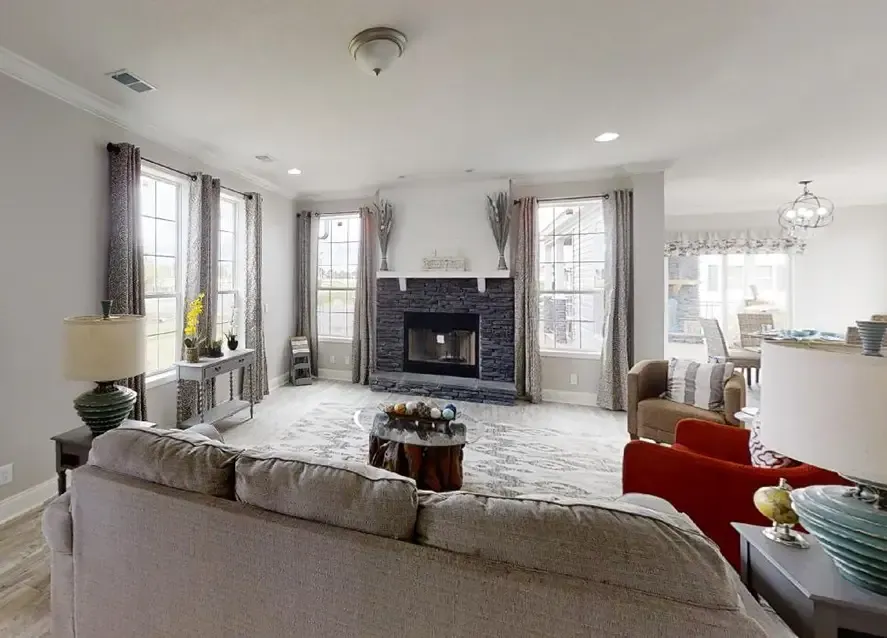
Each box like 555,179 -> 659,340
622,418 -> 848,570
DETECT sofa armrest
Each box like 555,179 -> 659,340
42,492 -> 72,555
723,372 -> 746,425
627,360 -> 669,437
675,419 -> 752,465
42,492 -> 75,638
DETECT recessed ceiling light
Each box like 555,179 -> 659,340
465,168 -> 475,173
397,175 -> 406,179
594,132 -> 620,143
287,168 -> 302,175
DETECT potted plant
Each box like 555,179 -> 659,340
225,306 -> 238,351
183,293 -> 205,363
207,339 -> 224,358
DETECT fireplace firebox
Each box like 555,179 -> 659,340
403,311 -> 479,378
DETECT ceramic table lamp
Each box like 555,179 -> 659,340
760,340 -> 887,595
63,301 -> 146,436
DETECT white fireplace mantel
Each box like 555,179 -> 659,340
377,270 -> 511,293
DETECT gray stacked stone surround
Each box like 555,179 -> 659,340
372,277 -> 516,404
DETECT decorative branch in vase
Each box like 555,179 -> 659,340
486,191 -> 511,270
183,293 -> 205,363
225,305 -> 238,350
374,198 -> 394,271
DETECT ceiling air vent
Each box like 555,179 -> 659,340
107,69 -> 156,93
254,155 -> 276,163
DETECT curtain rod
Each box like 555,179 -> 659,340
515,193 -> 609,205
107,143 -> 252,199
295,210 -> 360,218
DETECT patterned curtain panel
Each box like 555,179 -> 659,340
294,211 -> 318,375
665,230 -> 806,256
177,173 -> 220,422
106,142 -> 147,420
597,189 -> 634,411
352,206 -> 377,384
240,194 -> 270,402
513,197 -> 542,402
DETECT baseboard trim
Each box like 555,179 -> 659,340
542,389 -> 598,407
317,368 -> 352,382
0,477 -> 56,526
269,373 -> 289,391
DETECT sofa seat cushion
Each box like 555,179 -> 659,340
235,450 -> 418,540
416,491 -> 740,610
88,426 -> 240,498
638,397 -> 727,434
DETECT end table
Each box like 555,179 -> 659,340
733,522 -> 887,638
51,419 -> 156,494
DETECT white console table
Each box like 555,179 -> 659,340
175,349 -> 255,427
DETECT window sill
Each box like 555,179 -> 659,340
146,369 -> 176,390
540,349 -> 601,361
318,336 -> 353,344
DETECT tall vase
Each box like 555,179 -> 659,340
856,320 -> 887,356
185,347 -> 200,363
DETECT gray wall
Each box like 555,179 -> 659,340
0,73 -> 295,503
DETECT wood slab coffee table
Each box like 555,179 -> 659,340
353,408 -> 485,492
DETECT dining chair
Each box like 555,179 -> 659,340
698,317 -> 761,386
736,312 -> 773,350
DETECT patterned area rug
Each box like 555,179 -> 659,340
220,381 -> 628,499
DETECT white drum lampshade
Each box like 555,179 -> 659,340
64,314 -> 146,382
759,340 -> 887,595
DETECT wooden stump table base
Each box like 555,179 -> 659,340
369,435 -> 464,492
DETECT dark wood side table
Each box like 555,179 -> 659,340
734,523 -> 887,638
51,420 -> 156,494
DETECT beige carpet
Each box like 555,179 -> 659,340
219,380 -> 629,499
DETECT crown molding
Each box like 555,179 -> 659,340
0,45 -> 286,197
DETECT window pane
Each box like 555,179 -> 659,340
141,217 -> 155,254
538,318 -> 555,349
537,206 -> 554,235
330,312 -> 347,337
347,216 -> 361,241
157,297 -> 177,334
539,262 -> 554,292
220,231 -> 234,261
346,290 -> 355,315
155,257 -> 176,293
316,311 -> 331,337
144,256 -> 156,295
218,261 -> 234,290
555,263 -> 576,291
579,292 -> 604,324
346,265 -> 358,289
580,210 -> 604,233
331,218 -> 348,242
330,290 -> 347,312
331,243 -> 347,270
579,321 -> 602,352
144,298 -> 160,336
345,312 -> 354,337
578,262 -> 605,291
316,290 -> 332,313
317,265 -> 332,290
317,240 -> 331,266
155,181 -> 177,220
158,332 -> 177,370
581,234 -> 606,262
141,178 -> 155,216
220,201 -> 235,231
155,219 -> 177,257
145,335 -> 159,375
347,241 -> 360,266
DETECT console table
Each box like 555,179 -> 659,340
175,349 -> 255,427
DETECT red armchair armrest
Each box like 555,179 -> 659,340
674,419 -> 752,465
622,439 -> 845,570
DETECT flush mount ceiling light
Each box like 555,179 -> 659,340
777,180 -> 835,236
349,27 -> 407,76
287,168 -> 302,175
594,132 -> 620,143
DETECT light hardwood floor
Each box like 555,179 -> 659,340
0,507 -> 50,638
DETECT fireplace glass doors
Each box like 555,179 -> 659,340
403,312 -> 479,378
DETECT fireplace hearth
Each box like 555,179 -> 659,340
404,311 -> 479,378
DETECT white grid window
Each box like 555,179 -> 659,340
141,169 -> 186,376
537,198 -> 606,353
216,196 -> 240,340
316,213 -> 360,339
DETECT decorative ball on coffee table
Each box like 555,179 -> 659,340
405,401 -> 417,415
429,407 -> 441,419
441,408 -> 455,420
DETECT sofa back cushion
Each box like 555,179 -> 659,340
88,426 -> 240,498
666,358 -> 734,410
235,449 -> 418,539
416,492 -> 739,609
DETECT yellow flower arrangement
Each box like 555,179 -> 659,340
183,292 -> 205,348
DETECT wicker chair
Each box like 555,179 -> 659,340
736,312 -> 773,350
698,317 -> 761,386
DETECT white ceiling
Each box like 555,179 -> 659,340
2,0 -> 887,214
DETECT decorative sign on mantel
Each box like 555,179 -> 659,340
422,253 -> 467,272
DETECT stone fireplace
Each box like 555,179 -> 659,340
371,277 -> 516,404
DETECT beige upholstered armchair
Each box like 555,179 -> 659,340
627,360 -> 746,444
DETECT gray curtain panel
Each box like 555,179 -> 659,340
513,196 -> 542,403
240,194 -> 270,402
294,211 -> 318,375
106,142 -> 147,420
177,173 -> 220,423
597,189 -> 634,411
352,206 -> 377,385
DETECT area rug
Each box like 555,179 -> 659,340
220,382 -> 628,499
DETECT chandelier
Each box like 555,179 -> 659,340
777,180 -> 835,235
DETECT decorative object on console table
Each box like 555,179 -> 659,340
856,319 -> 887,356
63,300 -> 146,436
486,190 -> 511,270
753,478 -> 808,548
761,340 -> 887,595
225,305 -> 238,350
422,252 -> 466,271
734,523 -> 887,638
206,339 -> 224,358
183,292 -> 205,363
374,197 -> 394,271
